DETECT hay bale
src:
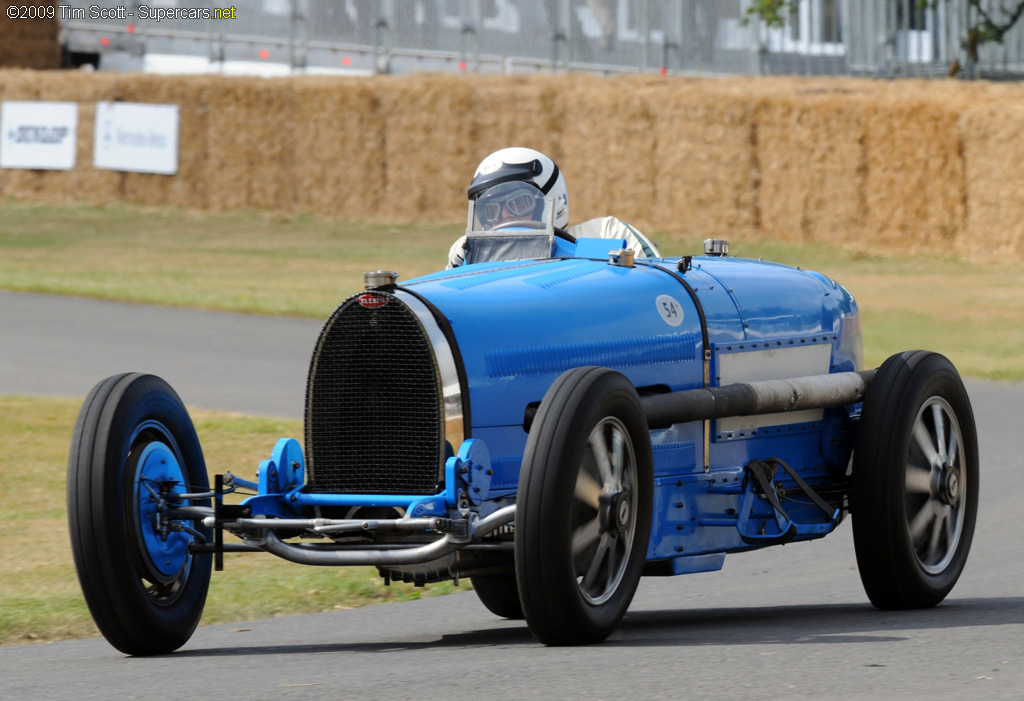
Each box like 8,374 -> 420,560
959,100 -> 1024,260
1,70 -> 45,199
0,3 -> 60,69
115,74 -> 210,209
1,70 -> 1022,262
39,71 -> 122,205
0,70 -> 5,196
246,79 -> 296,211
755,90 -> 868,245
560,75 -> 659,229
203,77 -> 276,211
863,96 -> 965,251
379,74 -> 477,222
648,79 -> 758,242
290,76 -> 384,218
0,70 -> 123,204
470,74 -> 565,165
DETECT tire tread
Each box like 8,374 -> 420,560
852,351 -> 978,610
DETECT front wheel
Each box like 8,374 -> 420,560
852,351 -> 978,609
515,367 -> 653,645
67,373 -> 212,655
470,575 -> 524,620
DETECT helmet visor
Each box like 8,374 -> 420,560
473,182 -> 542,229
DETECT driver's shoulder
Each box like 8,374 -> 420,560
568,216 -> 660,258
567,216 -> 633,239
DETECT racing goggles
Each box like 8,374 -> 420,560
475,182 -> 541,225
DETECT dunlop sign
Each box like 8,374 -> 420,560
94,102 -> 180,175
0,102 -> 78,170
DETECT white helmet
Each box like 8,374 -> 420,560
468,147 -> 569,229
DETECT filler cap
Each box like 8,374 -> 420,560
364,271 -> 399,289
703,239 -> 729,257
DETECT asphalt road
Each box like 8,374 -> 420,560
0,291 -> 322,418
2,290 -> 1022,700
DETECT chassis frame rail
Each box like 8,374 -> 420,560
221,505 -> 517,567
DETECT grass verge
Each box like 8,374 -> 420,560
0,395 -> 459,648
0,200 -> 454,317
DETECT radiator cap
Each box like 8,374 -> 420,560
364,271 -> 399,289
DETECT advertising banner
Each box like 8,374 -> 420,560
94,102 -> 179,175
0,102 -> 78,170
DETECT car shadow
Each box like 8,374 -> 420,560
172,624 -> 536,657
169,595 -> 1024,657
607,595 -> 1024,647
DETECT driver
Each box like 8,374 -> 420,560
448,147 -> 660,268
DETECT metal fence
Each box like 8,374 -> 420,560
844,0 -> 1024,79
57,0 -> 1024,80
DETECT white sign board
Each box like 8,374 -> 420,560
94,102 -> 179,175
0,102 -> 78,170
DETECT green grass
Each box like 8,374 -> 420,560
0,396 -> 459,648
0,199 -> 455,317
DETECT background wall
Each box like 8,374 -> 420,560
1,70 -> 1023,260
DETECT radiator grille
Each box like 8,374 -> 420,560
305,293 -> 442,494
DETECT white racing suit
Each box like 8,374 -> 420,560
447,216 -> 660,269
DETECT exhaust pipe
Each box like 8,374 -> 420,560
641,370 -> 875,428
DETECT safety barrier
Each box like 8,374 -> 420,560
1,70 -> 1022,260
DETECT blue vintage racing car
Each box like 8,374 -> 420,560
67,213 -> 978,654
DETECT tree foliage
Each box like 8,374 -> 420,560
743,0 -> 798,29
743,0 -> 1024,73
954,0 -> 1024,59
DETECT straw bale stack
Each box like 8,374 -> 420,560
755,88 -> 868,245
959,100 -> 1024,259
0,4 -> 61,69
245,80 -> 296,211
863,94 -> 965,251
0,69 -> 45,198
202,77 -> 290,211
39,70 -> 121,205
0,68 -> 5,195
560,75 -> 660,229
648,79 -> 758,241
379,74 -> 477,222
470,74 -> 565,165
116,75 -> 209,209
6,70 -> 1024,261
290,76 -> 385,218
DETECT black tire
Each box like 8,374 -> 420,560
471,575 -> 524,620
67,373 -> 212,655
852,351 -> 978,610
515,367 -> 653,645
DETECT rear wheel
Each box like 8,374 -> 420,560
67,374 -> 212,655
515,367 -> 653,645
852,351 -> 978,609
